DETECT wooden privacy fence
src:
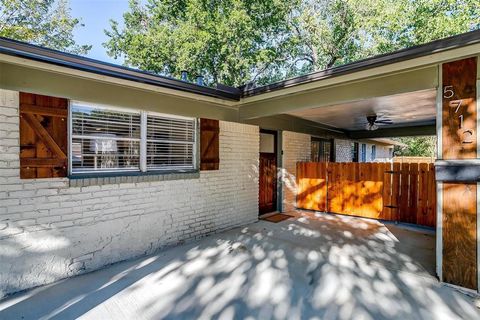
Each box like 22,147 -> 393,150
296,162 -> 436,227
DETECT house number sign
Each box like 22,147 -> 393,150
442,57 -> 477,159
441,57 -> 479,291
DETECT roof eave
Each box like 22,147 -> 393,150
242,29 -> 480,97
0,37 -> 241,101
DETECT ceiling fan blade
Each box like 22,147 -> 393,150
376,120 -> 393,124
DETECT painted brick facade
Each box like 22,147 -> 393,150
334,139 -> 353,162
0,89 -> 259,297
281,131 -> 311,212
335,139 -> 393,162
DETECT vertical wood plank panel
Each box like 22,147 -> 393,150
200,118 -> 220,171
296,162 -> 327,212
399,163 -> 410,223
410,163 -> 419,224
441,57 -> 478,290
382,162 -> 392,221
392,162 -> 401,222
443,183 -> 477,290
442,57 -> 477,159
296,161 -> 435,227
418,163 -> 428,226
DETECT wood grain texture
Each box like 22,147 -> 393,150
199,118 -> 220,171
22,113 -> 67,159
259,153 -> 277,214
19,92 -> 68,179
442,183 -> 477,290
296,162 -> 327,211
441,57 -> 478,290
20,104 -> 68,117
442,57 -> 477,159
296,162 -> 435,227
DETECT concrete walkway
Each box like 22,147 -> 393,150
1,211 -> 479,320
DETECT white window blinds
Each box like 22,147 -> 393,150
147,114 -> 196,170
70,102 -> 196,174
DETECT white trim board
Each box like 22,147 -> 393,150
436,65 -> 443,281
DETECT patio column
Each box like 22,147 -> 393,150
436,57 -> 479,291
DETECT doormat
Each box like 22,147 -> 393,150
261,213 -> 294,223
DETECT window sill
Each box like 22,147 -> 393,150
69,170 -> 200,187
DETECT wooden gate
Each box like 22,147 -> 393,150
296,162 -> 436,227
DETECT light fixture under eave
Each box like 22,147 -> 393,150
366,123 -> 378,131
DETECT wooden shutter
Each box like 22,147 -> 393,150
20,92 -> 68,179
200,118 -> 219,170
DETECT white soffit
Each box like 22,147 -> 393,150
287,89 -> 437,131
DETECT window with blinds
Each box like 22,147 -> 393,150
146,114 -> 196,170
70,102 -> 196,174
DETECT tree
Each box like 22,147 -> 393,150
288,0 -> 480,73
363,0 -> 480,55
0,0 -> 91,54
104,0 -> 298,86
286,0 -> 379,74
106,0 -> 480,86
393,136 -> 436,157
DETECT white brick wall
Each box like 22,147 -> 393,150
335,139 -> 352,162
0,89 -> 259,297
335,140 -> 393,163
281,131 -> 311,212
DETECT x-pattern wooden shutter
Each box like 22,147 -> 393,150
20,92 -> 68,178
200,118 -> 219,170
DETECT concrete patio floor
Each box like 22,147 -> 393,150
1,211 -> 479,320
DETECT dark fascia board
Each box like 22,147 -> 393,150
435,160 -> 480,182
347,124 -> 436,139
3,29 -> 480,102
241,29 -> 480,97
0,37 -> 241,101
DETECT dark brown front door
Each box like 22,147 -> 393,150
259,130 -> 277,214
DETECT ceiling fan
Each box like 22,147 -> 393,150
365,115 -> 393,131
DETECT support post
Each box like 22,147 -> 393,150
437,57 -> 478,291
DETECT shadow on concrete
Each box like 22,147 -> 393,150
0,211 -> 478,320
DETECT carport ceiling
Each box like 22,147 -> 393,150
287,89 -> 436,131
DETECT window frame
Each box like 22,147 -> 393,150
68,101 -> 198,176
145,111 -> 198,172
311,137 -> 334,162
352,142 -> 359,162
361,143 -> 367,162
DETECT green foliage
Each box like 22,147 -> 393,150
0,0 -> 91,54
290,0 -> 480,72
393,136 -> 437,157
363,0 -> 480,54
105,0 -> 480,86
104,0 -> 297,86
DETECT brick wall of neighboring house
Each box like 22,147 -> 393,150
281,131 -> 311,212
0,89 -> 259,297
334,139 -> 353,162
335,140 -> 393,163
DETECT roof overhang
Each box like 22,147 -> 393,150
1,30 -> 480,130
365,138 -> 408,147
0,37 -> 240,105
241,29 -> 480,100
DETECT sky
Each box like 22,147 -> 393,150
70,0 -> 130,64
